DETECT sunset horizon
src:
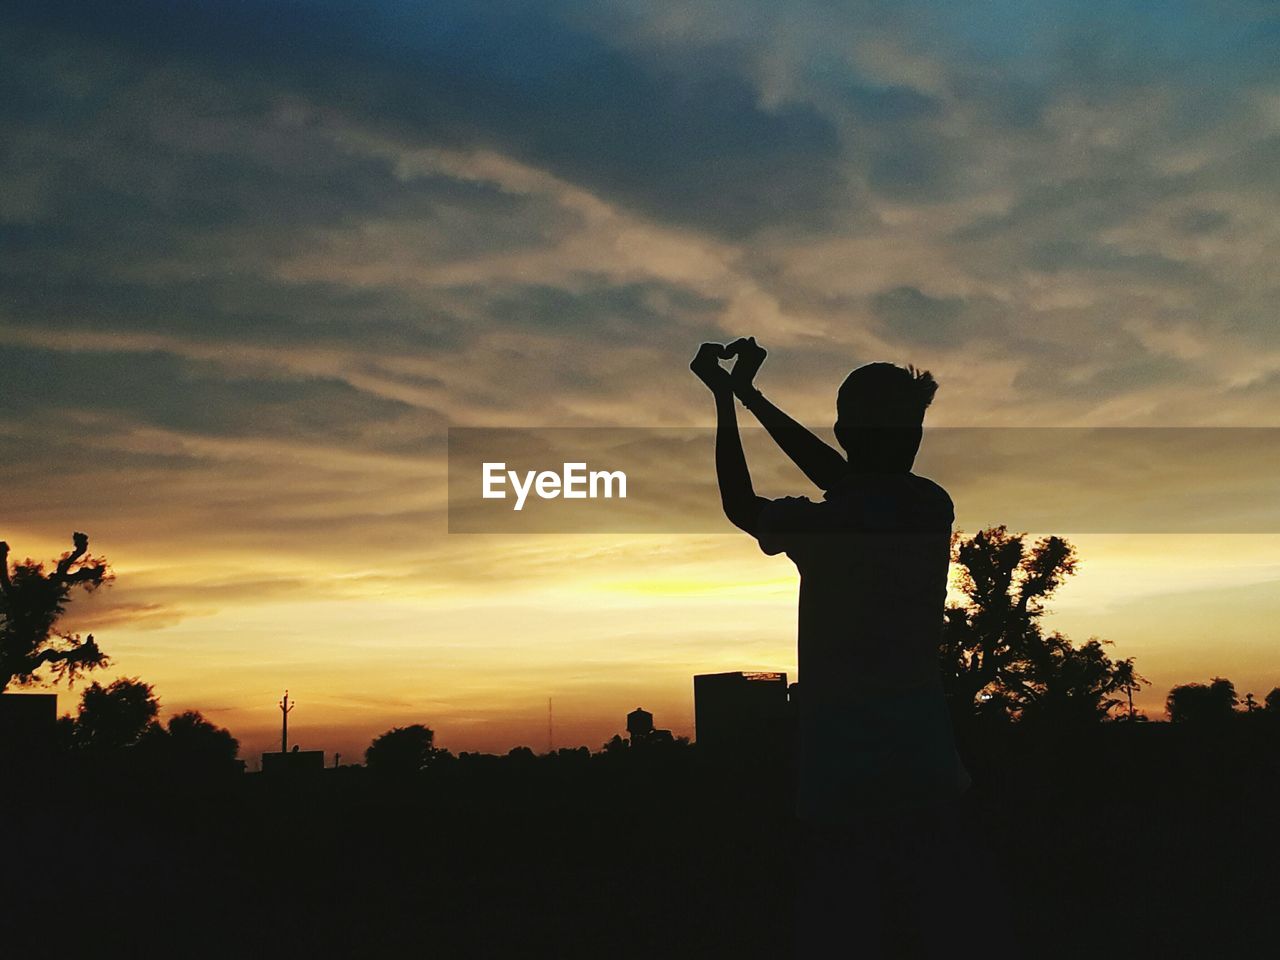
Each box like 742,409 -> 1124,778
4,4 -> 1279,954
8,4 -> 1280,764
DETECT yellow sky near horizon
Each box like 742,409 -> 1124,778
10,523 -> 1276,765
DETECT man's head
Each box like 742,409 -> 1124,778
835,362 -> 938,472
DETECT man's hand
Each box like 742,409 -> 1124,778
690,342 -> 732,396
725,336 -> 767,394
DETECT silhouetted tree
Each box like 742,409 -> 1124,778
1112,657 -> 1148,721
1018,636 -> 1130,725
1242,692 -> 1259,713
0,532 -> 111,690
940,527 -> 1140,723
366,724 -> 439,775
143,710 -> 240,769
601,734 -> 628,753
1266,688 -> 1280,712
1166,678 -> 1237,725
71,677 -> 159,750
940,527 -> 1073,715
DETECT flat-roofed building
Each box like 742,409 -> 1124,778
261,748 -> 325,775
693,671 -> 790,753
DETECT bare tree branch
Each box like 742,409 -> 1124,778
55,531 -> 91,580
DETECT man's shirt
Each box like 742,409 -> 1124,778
756,472 -> 970,821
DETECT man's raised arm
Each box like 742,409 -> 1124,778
726,338 -> 849,492
691,342 -> 767,534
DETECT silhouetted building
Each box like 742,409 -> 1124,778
625,706 -> 673,745
0,692 -> 58,758
627,707 -> 653,739
261,748 -> 325,775
694,672 -> 790,752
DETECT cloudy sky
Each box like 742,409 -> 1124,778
3,1 -> 1279,761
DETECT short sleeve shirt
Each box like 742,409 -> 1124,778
756,473 -> 969,820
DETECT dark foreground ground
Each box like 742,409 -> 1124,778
4,722 -> 1276,958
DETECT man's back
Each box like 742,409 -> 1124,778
756,472 -> 968,820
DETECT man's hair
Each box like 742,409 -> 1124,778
836,362 -> 938,427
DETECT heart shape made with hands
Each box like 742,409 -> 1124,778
709,341 -> 739,375
710,337 -> 762,374
690,337 -> 765,391
722,337 -> 767,380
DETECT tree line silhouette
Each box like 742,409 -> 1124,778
3,528 -> 1279,774
939,526 -> 1279,727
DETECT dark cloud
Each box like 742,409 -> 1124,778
1010,342 -> 1197,401
870,286 -> 1017,349
872,286 -> 963,344
0,271 -> 468,354
0,34 -> 579,352
0,344 -> 430,445
1026,240 -> 1203,283
3,0 -> 1278,434
955,176 -> 1185,245
1201,133 -> 1280,196
4,1 -> 848,238
474,279 -> 725,342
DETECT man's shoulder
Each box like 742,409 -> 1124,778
822,473 -> 953,529
826,472 -> 952,507
903,474 -> 954,526
907,474 -> 953,513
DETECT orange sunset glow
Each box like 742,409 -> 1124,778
5,1 -> 1280,770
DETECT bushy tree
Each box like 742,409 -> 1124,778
941,527 -> 1144,723
1166,678 -> 1238,725
71,677 -> 159,750
129,710 -> 241,777
147,710 -> 240,767
365,724 -> 439,775
1018,636 -> 1131,724
0,532 -> 111,690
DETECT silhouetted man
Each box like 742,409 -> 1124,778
691,340 -> 982,958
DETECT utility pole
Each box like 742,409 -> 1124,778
279,690 -> 294,754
